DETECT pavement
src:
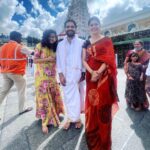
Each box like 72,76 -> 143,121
0,69 -> 150,150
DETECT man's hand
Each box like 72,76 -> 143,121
79,72 -> 85,83
59,73 -> 66,86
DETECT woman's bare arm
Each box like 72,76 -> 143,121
82,48 -> 93,74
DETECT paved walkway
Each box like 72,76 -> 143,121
0,69 -> 150,150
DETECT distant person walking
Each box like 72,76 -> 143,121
0,31 -> 33,116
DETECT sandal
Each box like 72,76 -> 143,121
75,120 -> 82,129
63,119 -> 71,130
19,107 -> 33,115
135,107 -> 141,111
131,104 -> 135,109
42,126 -> 49,134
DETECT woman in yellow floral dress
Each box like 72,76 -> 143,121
34,29 -> 64,134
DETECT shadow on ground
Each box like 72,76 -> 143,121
78,133 -> 88,150
0,114 -> 19,130
126,107 -> 150,150
44,124 -> 83,150
2,120 -> 88,150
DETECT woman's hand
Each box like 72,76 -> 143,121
91,71 -> 100,82
59,73 -> 66,86
47,56 -> 56,62
128,76 -> 134,80
79,72 -> 85,83
140,76 -> 143,81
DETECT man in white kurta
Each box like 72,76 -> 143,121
56,19 -> 84,129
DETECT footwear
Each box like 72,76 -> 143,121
19,107 -> 33,115
135,107 -> 141,111
63,120 -> 71,130
42,126 -> 49,134
75,120 -> 82,129
131,104 -> 135,109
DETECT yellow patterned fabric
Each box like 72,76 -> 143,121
34,43 -> 64,127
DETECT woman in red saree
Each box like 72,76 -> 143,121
82,16 -> 118,150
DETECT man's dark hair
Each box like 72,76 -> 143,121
10,31 -> 22,43
41,29 -> 58,52
64,19 -> 77,28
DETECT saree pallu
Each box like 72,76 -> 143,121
84,37 -> 118,150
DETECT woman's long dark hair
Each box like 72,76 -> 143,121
41,29 -> 58,52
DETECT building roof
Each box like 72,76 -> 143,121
102,7 -> 150,30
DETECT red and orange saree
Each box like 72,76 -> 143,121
83,37 -> 118,150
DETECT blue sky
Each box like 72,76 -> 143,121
12,0 -> 69,24
0,0 -> 150,38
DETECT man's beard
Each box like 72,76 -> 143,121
66,30 -> 75,38
134,47 -> 143,51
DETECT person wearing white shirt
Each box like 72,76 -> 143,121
56,19 -> 85,130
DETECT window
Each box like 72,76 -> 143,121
128,23 -> 137,32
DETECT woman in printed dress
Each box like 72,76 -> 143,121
34,29 -> 64,134
124,40 -> 149,109
82,16 -> 118,150
125,52 -> 146,111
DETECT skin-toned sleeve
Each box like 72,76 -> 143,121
56,44 -> 62,73
21,46 -> 34,56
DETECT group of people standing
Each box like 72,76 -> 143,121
0,16 -> 118,150
124,40 -> 150,111
33,17 -> 118,150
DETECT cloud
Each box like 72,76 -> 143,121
17,0 -> 55,38
57,2 -> 65,10
48,0 -> 56,9
48,0 -> 66,11
15,3 -> 26,15
19,12 -> 55,38
0,0 -> 19,34
53,9 -> 68,34
31,8 -> 39,17
0,0 -> 150,37
0,0 -> 56,38
87,0 -> 150,25
30,0 -> 44,15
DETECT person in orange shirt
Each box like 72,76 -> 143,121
0,31 -> 33,116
